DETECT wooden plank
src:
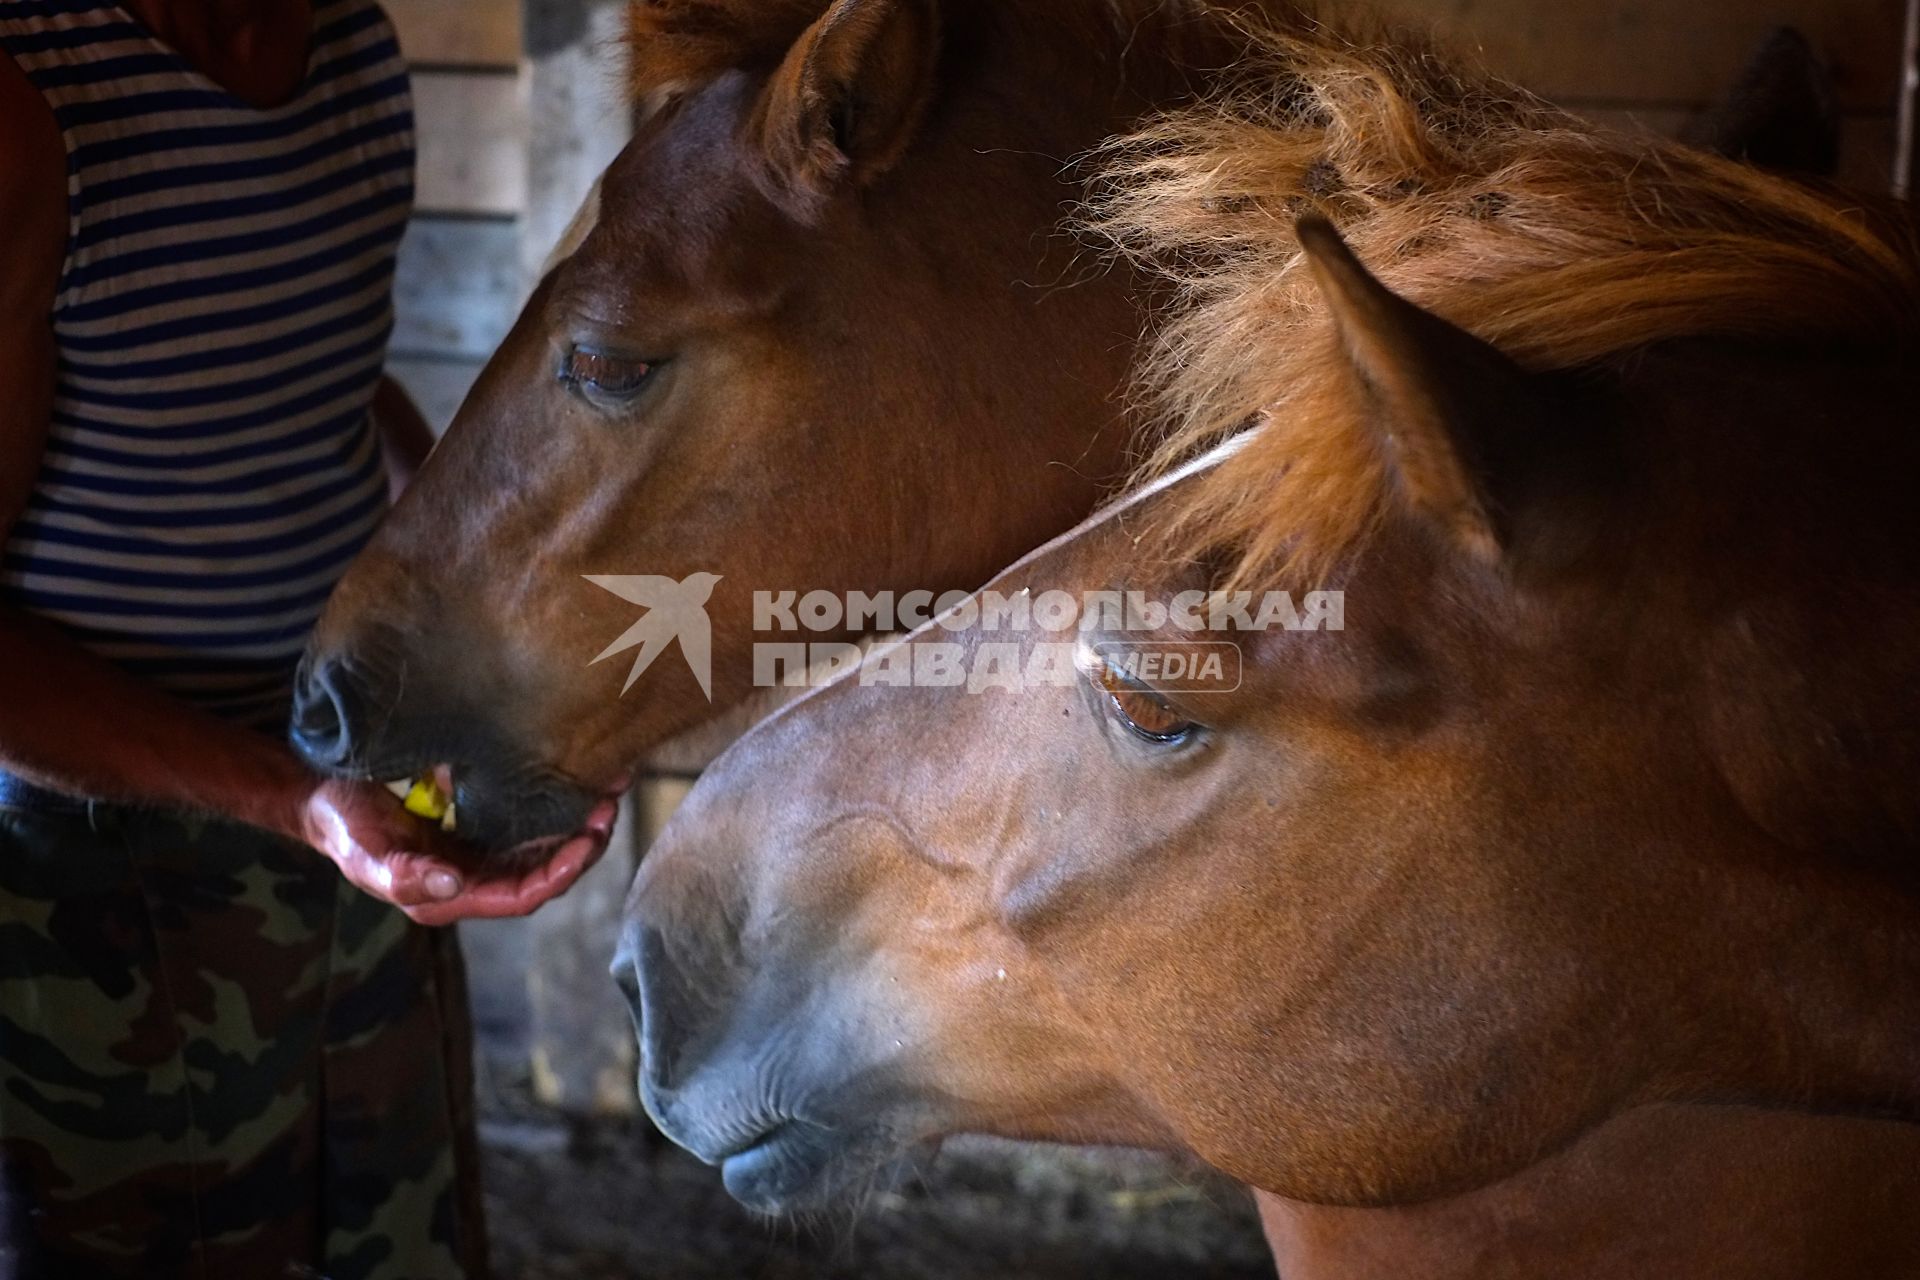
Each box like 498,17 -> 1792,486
1575,106 -> 1897,191
527,785 -> 659,1116
529,777 -> 694,1116
391,216 -> 522,361
521,0 -> 639,1119
521,0 -> 632,285
385,0 -> 521,68
413,70 -> 529,216
385,356 -> 486,436
1838,114 -> 1899,190
1385,0 -> 1905,114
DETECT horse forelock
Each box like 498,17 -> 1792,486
1090,9 -> 1920,594
624,0 -> 822,107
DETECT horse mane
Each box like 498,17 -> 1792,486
1090,6 -> 1920,590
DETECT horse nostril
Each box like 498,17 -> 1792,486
629,924 -> 707,1097
612,935 -> 644,1026
288,654 -> 362,771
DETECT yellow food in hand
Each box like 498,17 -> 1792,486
403,776 -> 451,823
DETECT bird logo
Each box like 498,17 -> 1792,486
584,573 -> 723,699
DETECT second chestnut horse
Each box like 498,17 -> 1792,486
619,19 -> 1920,1275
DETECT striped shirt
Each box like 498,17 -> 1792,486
0,0 -> 410,728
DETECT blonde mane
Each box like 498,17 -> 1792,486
1092,6 -> 1920,589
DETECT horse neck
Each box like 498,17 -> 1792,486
1254,1107 -> 1920,1279
1665,850 -> 1920,1119
833,3 -> 1246,532
1576,346 -> 1920,1116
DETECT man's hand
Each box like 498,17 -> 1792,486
299,778 -> 624,927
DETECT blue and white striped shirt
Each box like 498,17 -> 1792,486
0,0 -> 410,728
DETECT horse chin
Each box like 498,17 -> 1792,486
716,1117 -> 902,1215
450,764 -> 598,863
363,747 -> 599,864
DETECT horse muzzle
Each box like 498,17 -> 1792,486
290,648 -> 600,860
616,918 -> 903,1212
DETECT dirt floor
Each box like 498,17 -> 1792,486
475,1059 -> 1274,1280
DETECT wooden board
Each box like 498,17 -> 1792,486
1575,106 -> 1898,190
385,356 -> 486,436
413,71 -> 529,215
391,217 -> 523,361
384,0 -> 521,68
1386,0 -> 1905,113
529,779 -> 693,1115
520,0 -> 632,281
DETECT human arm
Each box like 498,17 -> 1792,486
0,54 -> 617,921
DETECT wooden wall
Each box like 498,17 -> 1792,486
384,0 -> 528,432
1389,0 -> 1906,188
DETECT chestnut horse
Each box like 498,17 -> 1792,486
288,0 -> 1260,846
616,25 -> 1920,1275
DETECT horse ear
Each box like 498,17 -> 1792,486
754,0 -> 940,212
1687,27 -> 1839,176
1297,214 -> 1544,563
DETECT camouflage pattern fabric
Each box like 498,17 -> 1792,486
0,803 -> 487,1279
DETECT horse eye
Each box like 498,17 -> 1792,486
1091,660 -> 1197,745
560,346 -> 656,401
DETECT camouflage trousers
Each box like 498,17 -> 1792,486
0,802 -> 488,1280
